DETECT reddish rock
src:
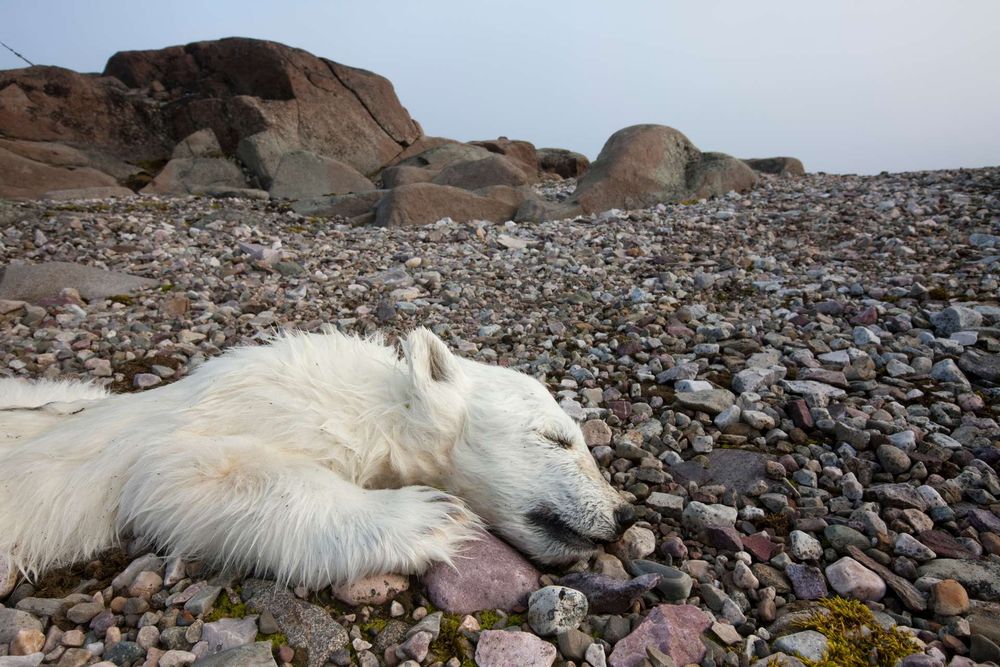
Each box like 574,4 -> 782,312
470,137 -> 539,176
568,125 -> 756,214
331,573 -> 409,606
786,399 -> 814,429
475,630 -> 556,667
537,147 -> 591,178
741,532 -> 783,562
850,305 -> 879,325
373,182 -> 520,228
608,604 -> 711,667
432,154 -> 533,190
422,531 -> 540,614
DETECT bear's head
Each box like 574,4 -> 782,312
403,329 -> 636,564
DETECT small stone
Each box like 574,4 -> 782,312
785,563 -> 828,600
682,501 -> 737,532
825,557 -> 886,601
894,533 -> 936,562
527,586 -> 588,636
933,579 -> 970,617
332,573 -> 409,605
9,628 -> 45,655
788,530 -> 823,561
607,526 -> 656,561
774,630 -> 829,662
877,444 -> 911,474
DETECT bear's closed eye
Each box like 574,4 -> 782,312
543,434 -> 574,449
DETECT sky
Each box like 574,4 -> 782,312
2,1 -> 998,175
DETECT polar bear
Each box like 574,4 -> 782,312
0,328 -> 634,588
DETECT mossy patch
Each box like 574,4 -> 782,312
793,597 -> 920,667
428,613 -> 475,667
203,588 -> 248,622
256,631 -> 288,648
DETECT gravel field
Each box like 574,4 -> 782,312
1,167 -> 999,667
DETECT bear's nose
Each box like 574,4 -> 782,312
613,504 -> 637,536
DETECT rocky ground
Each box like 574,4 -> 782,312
1,166 -> 999,667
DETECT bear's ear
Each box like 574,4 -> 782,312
403,328 -> 464,388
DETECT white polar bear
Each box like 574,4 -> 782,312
0,328 -> 634,588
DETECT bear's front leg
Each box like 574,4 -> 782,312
119,438 -> 482,589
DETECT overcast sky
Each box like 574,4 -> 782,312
2,1 -> 998,174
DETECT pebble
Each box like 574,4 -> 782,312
825,557 -> 887,601
526,586 -> 588,636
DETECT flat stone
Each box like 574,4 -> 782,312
668,448 -> 770,496
201,617 -> 259,656
422,530 -> 540,613
785,564 -> 828,600
557,572 -> 660,614
608,604 -> 712,667
243,580 -> 348,667
918,530 -> 977,560
474,630 -> 556,667
0,262 -> 157,304
191,642 -> 278,667
917,559 -> 1000,601
774,630 -> 828,662
682,501 -> 738,533
675,389 -> 735,415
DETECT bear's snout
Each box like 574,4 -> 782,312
611,504 -> 637,539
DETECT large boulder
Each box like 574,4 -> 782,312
537,147 -> 591,178
291,190 -> 386,220
380,164 -> 437,189
396,142 -> 493,170
432,154 -> 533,190
374,182 -> 521,228
567,124 -> 757,213
142,156 -> 248,195
268,150 -> 375,200
743,156 -> 805,176
0,141 -> 123,199
470,137 -> 539,176
104,38 -> 420,175
0,65 -> 170,161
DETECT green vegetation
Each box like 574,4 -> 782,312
793,597 -> 920,667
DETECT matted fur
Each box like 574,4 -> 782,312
0,329 -> 627,588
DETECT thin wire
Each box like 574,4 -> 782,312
0,40 -> 35,67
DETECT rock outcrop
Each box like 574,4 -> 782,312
537,147 -> 591,178
565,124 -> 757,214
743,156 -> 806,176
0,38 -> 422,199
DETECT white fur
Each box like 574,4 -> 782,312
0,329 -> 626,588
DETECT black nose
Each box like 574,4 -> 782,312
614,504 -> 637,535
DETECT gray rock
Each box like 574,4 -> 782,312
143,157 -> 247,195
243,580 -> 348,667
268,150 -> 375,200
0,608 -> 42,644
201,617 -> 259,655
773,630 -> 828,662
917,559 -> 1000,601
558,572 -> 660,614
0,262 -> 157,303
682,501 -> 737,532
674,389 -> 736,415
933,305 -> 983,336
825,557 -> 886,601
527,586 -> 588,636
192,642 -> 278,667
